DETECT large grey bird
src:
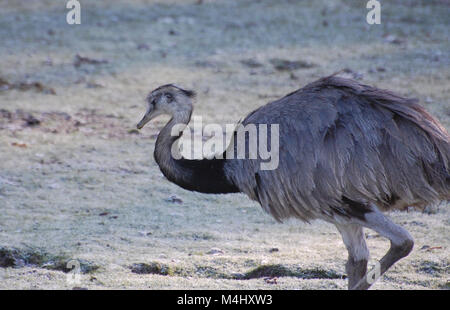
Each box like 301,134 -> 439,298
136,75 -> 450,290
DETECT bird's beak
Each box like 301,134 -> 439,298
137,112 -> 153,129
137,105 -> 164,129
137,104 -> 157,129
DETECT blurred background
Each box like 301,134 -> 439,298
0,0 -> 448,289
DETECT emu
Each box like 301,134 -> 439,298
136,75 -> 449,290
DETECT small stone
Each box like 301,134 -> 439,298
128,129 -> 140,134
139,231 -> 152,236
165,195 -> 183,204
207,248 -> 224,255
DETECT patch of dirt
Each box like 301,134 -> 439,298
269,58 -> 316,71
0,77 -> 55,95
416,261 -> 449,277
0,246 -> 99,274
0,108 -> 156,139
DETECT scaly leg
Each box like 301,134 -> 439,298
352,207 -> 414,290
335,224 -> 369,290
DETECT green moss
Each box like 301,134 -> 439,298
238,264 -> 343,280
0,246 -> 99,274
130,262 -> 177,276
240,264 -> 295,279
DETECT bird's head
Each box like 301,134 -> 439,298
137,84 -> 196,129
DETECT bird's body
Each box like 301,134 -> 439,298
137,75 -> 449,289
224,76 -> 450,223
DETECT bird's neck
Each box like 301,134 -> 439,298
154,112 -> 239,194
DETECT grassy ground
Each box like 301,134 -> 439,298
0,0 -> 449,289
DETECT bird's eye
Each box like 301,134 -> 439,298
150,99 -> 156,106
165,93 -> 173,101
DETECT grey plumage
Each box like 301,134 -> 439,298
137,75 -> 450,289
225,75 -> 449,223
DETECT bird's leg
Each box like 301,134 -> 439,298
352,207 -> 414,290
335,224 -> 369,290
